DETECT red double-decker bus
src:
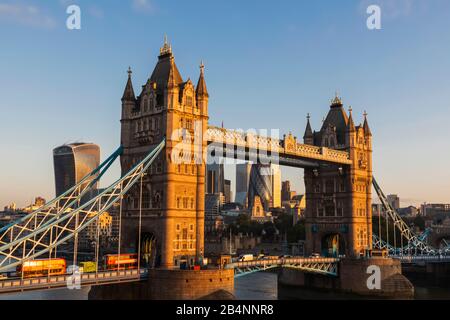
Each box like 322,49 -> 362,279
17,258 -> 67,278
103,253 -> 138,270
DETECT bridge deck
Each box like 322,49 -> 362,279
207,126 -> 352,166
0,269 -> 147,295
228,257 -> 340,277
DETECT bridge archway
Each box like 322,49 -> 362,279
321,233 -> 345,257
139,232 -> 160,268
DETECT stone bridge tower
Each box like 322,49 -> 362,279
304,96 -> 373,258
119,38 -> 209,268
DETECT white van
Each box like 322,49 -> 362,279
237,254 -> 254,262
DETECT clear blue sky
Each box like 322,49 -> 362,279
1,0 -> 450,208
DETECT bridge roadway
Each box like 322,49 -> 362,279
227,257 -> 340,278
394,255 -> 450,263
0,257 -> 339,295
0,268 -> 148,295
0,255 -> 448,295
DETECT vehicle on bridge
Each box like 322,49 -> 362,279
237,254 -> 254,262
79,261 -> 97,273
104,254 -> 138,270
309,253 -> 321,258
17,258 -> 66,278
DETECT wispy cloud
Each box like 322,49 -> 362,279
132,0 -> 154,14
0,3 -> 56,28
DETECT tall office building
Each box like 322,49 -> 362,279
206,163 -> 225,195
248,164 -> 274,212
387,194 -> 400,210
271,164 -> 281,208
224,179 -> 232,204
53,143 -> 100,197
247,164 -> 281,211
235,163 -> 252,207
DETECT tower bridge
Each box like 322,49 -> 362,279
0,38 -> 446,298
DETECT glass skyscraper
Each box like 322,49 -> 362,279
53,143 -> 100,197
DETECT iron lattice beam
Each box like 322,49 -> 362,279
229,258 -> 339,278
372,177 -> 437,255
0,140 -> 165,272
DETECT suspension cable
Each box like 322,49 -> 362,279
118,186 -> 123,272
378,207 -> 381,250
386,214 -> 389,250
401,229 -> 404,256
138,172 -> 143,271
394,219 -> 397,255
95,199 -> 100,277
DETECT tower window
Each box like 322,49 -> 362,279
186,96 -> 193,107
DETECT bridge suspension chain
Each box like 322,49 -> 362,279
0,140 -> 165,273
0,146 -> 123,248
372,177 -> 437,255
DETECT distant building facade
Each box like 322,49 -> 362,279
206,163 -> 225,195
53,143 -> 100,197
248,164 -> 272,212
387,194 -> 400,210
281,180 -> 297,202
224,179 -> 232,204
235,163 -> 252,208
271,165 -> 281,208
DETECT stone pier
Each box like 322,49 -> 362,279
278,257 -> 414,299
89,268 -> 235,300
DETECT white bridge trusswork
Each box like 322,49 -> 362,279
227,257 -> 339,278
206,126 -> 352,166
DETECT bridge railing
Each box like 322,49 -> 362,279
228,257 -> 339,269
0,268 -> 148,293
206,126 -> 352,165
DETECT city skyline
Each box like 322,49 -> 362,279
2,0 -> 450,207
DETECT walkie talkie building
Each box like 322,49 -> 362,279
53,143 -> 100,197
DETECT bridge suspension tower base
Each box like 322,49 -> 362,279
88,268 -> 235,300
278,257 -> 414,299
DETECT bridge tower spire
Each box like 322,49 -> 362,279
120,67 -> 136,148
303,113 -> 314,145
196,60 -> 209,116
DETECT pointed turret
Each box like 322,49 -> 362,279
167,58 -> 178,89
150,36 -> 183,93
121,67 -> 136,101
196,61 -> 209,98
363,111 -> 372,136
303,113 -> 314,145
347,106 -> 356,132
330,91 -> 343,108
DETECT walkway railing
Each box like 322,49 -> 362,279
0,269 -> 148,294
227,257 -> 339,277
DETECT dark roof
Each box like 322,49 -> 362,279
150,53 -> 183,92
363,117 -> 372,136
121,74 -> 136,101
347,112 -> 356,132
303,118 -> 313,139
196,68 -> 208,97
315,105 -> 349,145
